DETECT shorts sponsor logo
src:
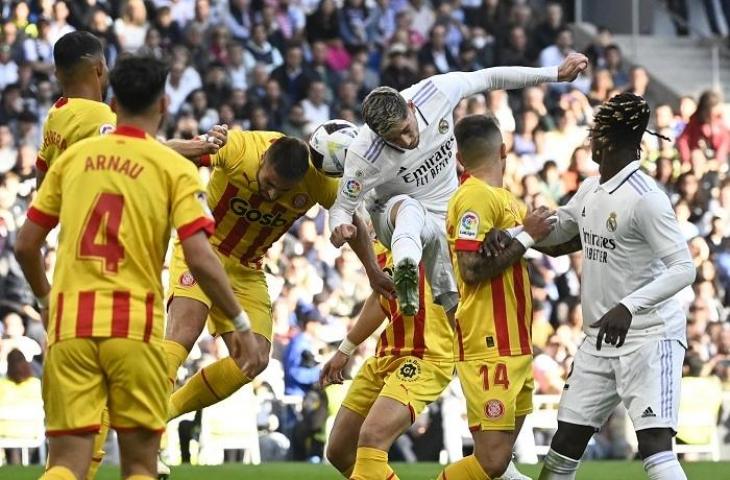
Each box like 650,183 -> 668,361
293,193 -> 308,209
99,124 -> 114,135
459,211 -> 479,239
342,179 -> 362,199
179,271 -> 197,287
397,359 -> 421,382
485,399 -> 505,419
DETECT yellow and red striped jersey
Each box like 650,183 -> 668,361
201,130 -> 339,268
446,175 -> 533,361
36,97 -> 116,172
373,243 -> 454,361
28,125 -> 213,346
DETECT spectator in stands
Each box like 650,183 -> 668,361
165,60 -> 202,115
48,1 -> 75,46
271,44 -> 321,103
498,25 -> 532,66
677,90 -> 730,165
301,80 -> 330,130
339,0 -> 370,50
0,45 -> 18,92
418,23 -> 458,74
224,0 -> 252,41
0,312 -> 41,375
583,26 -> 613,68
284,308 -> 325,398
588,67 -> 614,107
306,0 -> 340,43
624,65 -> 649,97
0,349 -> 42,465
404,0 -> 435,40
604,44 -> 628,88
533,1 -> 565,53
262,78 -> 290,131
243,23 -> 284,74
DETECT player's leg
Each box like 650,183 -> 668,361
351,357 -> 453,480
102,338 -> 168,479
42,339 -> 106,480
385,195 -> 427,315
169,266 -> 272,417
326,357 -> 385,476
419,212 -> 459,316
538,351 -> 620,480
620,340 -> 686,480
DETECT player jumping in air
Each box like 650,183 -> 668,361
36,31 -> 228,480
527,93 -> 695,480
442,114 -> 556,480
327,54 -> 588,318
15,54 -> 258,480
163,130 -> 392,429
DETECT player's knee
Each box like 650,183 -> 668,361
549,422 -> 593,460
325,440 -> 353,474
358,420 -> 391,450
637,428 -> 673,459
473,437 -> 512,478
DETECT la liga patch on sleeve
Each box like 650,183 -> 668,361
458,211 -> 479,239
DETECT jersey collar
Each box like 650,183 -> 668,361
598,160 -> 641,194
113,124 -> 147,139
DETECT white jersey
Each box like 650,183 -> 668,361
328,66 -> 558,229
539,161 -> 694,357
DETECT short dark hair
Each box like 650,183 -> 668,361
362,86 -> 408,137
109,54 -> 169,114
591,92 -> 650,161
454,114 -> 503,167
53,31 -> 104,73
267,137 -> 311,181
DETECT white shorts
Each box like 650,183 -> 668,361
369,194 -> 458,311
558,339 -> 684,432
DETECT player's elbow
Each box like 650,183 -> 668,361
14,228 -> 39,264
679,260 -> 696,288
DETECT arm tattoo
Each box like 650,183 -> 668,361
534,235 -> 582,257
457,240 -> 527,285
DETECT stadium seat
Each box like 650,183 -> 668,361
530,394 -> 562,457
0,402 -> 45,465
674,376 -> 723,461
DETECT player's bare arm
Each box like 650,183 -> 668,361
458,208 -> 555,284
14,220 -> 52,327
180,230 -> 264,376
320,292 -> 387,388
349,213 -> 396,299
164,124 -> 229,162
482,230 -> 582,258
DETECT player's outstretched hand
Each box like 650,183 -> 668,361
331,223 -> 357,248
204,124 -> 228,149
369,268 -> 396,299
590,303 -> 632,350
523,206 -> 557,242
557,53 -> 589,82
320,350 -> 350,388
480,228 -> 511,257
236,330 -> 267,378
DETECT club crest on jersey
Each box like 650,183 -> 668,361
606,212 -> 618,232
485,399 -> 505,419
396,359 -> 421,382
99,124 -> 114,135
438,118 -> 449,134
342,178 -> 362,199
458,211 -> 479,239
293,193 -> 308,209
179,271 -> 197,287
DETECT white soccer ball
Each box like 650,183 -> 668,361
309,119 -> 358,177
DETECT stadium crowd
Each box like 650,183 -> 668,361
0,0 -> 729,466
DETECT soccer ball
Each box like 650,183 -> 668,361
309,119 -> 358,177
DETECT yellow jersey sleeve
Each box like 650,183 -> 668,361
201,129 -> 247,170
171,159 -> 215,241
308,169 -> 339,209
449,182 -> 503,253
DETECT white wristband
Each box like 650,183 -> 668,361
37,295 -> 49,309
338,337 -> 358,356
506,226 -> 524,238
232,311 -> 251,332
514,231 -> 535,249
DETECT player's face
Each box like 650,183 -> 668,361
382,103 -> 420,150
257,157 -> 299,202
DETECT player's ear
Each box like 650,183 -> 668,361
110,96 -> 118,114
407,99 -> 416,113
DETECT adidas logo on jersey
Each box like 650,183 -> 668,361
641,406 -> 656,418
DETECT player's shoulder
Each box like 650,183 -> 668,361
623,169 -> 660,198
348,124 -> 387,165
232,129 -> 283,150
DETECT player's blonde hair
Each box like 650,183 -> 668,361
362,86 -> 409,137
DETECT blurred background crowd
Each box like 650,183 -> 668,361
0,0 -> 730,468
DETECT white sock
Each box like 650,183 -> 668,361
391,198 -> 424,267
643,451 -> 686,480
497,460 -> 530,480
538,448 -> 580,480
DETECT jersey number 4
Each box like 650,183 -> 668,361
480,363 -> 510,391
79,193 -> 125,273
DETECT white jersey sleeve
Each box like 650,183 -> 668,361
619,191 -> 695,315
537,177 -> 594,247
432,66 -> 559,111
328,147 -> 383,230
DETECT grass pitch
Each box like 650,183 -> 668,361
1,461 -> 728,479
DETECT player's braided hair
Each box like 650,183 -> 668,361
591,92 -> 670,161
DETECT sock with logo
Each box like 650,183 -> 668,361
537,448 -> 580,480
643,451 -> 687,480
168,356 -> 249,420
391,198 -> 424,267
40,466 -> 76,480
85,408 -> 110,479
350,447 -> 389,480
437,455 -> 489,480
